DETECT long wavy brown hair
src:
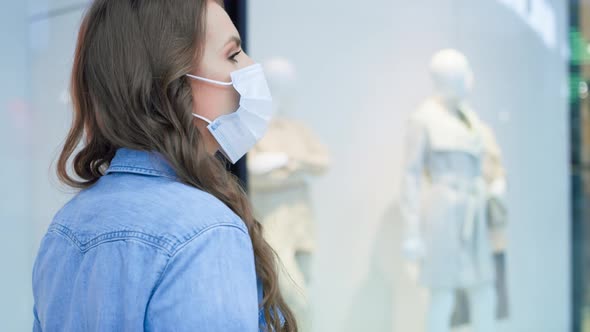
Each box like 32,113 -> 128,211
56,0 -> 297,330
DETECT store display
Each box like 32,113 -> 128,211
248,57 -> 330,331
399,49 -> 507,332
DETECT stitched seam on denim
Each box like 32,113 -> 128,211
49,223 -> 177,255
49,226 -> 173,255
144,223 -> 250,321
48,224 -> 83,250
51,222 -> 177,247
106,165 -> 177,180
107,165 -> 165,176
88,236 -> 172,254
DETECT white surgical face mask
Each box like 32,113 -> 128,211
186,63 -> 273,164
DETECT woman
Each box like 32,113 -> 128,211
31,0 -> 297,331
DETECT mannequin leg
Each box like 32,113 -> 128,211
276,249 -> 309,330
262,213 -> 309,329
467,283 -> 496,332
427,288 -> 455,332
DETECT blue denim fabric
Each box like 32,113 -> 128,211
32,148 -> 265,331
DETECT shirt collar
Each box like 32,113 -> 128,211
105,148 -> 178,179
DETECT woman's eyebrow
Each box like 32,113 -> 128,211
222,35 -> 242,51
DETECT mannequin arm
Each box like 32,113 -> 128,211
248,152 -> 290,175
480,124 -> 507,200
400,116 -> 428,261
487,157 -> 507,205
480,124 -> 508,240
489,177 -> 506,201
248,152 -> 309,190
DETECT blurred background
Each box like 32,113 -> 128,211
0,0 -> 587,331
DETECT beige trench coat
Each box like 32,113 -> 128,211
248,117 -> 329,325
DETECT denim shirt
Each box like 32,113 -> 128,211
32,148 -> 265,331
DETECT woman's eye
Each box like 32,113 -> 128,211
229,50 -> 242,63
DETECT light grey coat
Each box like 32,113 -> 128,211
400,98 -> 501,288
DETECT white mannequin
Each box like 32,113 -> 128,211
400,49 -> 504,332
248,57 -> 330,331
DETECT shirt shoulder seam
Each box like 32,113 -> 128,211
48,223 -> 176,255
48,221 -> 249,257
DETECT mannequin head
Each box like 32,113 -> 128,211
429,49 -> 474,107
263,57 -> 297,115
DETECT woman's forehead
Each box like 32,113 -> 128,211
205,1 -> 239,47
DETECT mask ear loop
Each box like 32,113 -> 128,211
186,74 -> 233,86
192,113 -> 213,124
186,74 -> 233,125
